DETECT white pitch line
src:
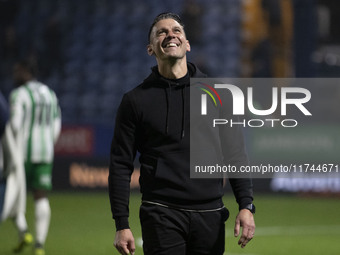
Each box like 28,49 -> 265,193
136,224 -> 340,254
237,224 -> 340,237
136,237 -> 143,247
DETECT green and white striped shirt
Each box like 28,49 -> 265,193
10,80 -> 61,164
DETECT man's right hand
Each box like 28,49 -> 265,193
114,229 -> 136,255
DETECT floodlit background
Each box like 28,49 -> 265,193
1,0 -> 340,254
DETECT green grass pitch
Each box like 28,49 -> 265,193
1,192 -> 340,255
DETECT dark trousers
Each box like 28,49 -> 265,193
140,203 -> 229,255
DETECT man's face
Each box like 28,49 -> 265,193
147,18 -> 190,62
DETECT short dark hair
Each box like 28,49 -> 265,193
148,12 -> 185,43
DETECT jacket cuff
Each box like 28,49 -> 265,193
238,198 -> 253,211
115,217 -> 130,231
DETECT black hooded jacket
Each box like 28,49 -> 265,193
109,62 -> 253,230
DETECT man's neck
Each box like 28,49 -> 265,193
157,58 -> 188,79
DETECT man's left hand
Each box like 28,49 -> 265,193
234,209 -> 255,248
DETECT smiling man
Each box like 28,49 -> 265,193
108,13 -> 255,255
146,14 -> 190,75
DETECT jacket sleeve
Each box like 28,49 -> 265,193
219,95 -> 254,210
108,93 -> 138,231
52,91 -> 62,144
220,122 -> 254,210
9,89 -> 24,137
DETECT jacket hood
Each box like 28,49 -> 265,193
143,62 -> 206,86
139,62 -> 206,139
141,62 -> 206,139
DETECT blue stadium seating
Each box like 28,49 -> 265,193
4,0 -> 242,125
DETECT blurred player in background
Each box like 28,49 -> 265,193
8,60 -> 61,255
0,89 -> 27,237
0,92 -> 9,213
0,91 -> 8,138
109,13 -> 255,255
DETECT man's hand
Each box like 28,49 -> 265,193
234,209 -> 255,248
114,229 -> 135,255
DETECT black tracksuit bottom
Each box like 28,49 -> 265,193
140,203 -> 230,255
